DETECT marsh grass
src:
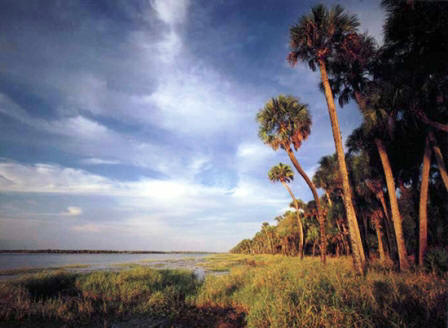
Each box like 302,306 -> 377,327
0,267 -> 201,327
199,253 -> 267,272
197,255 -> 448,328
1,255 -> 446,327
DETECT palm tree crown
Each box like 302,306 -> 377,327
313,154 -> 342,194
288,4 -> 360,70
268,163 -> 294,184
257,95 -> 311,151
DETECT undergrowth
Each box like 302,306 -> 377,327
1,255 -> 446,327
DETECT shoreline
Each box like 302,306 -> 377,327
0,249 -> 218,254
0,254 -> 446,327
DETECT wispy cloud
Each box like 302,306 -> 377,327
81,158 -> 121,165
0,1 -> 383,250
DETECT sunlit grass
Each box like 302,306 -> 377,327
198,253 -> 271,272
1,255 -> 446,327
0,267 -> 200,326
196,254 -> 447,328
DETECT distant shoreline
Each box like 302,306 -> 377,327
0,249 -> 218,254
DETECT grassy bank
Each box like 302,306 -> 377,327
1,255 -> 446,327
197,255 -> 447,327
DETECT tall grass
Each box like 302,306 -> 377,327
1,256 -> 446,327
0,267 -> 200,326
196,255 -> 447,328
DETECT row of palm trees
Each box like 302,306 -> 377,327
232,2 -> 448,274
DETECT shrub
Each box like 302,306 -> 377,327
424,247 -> 448,275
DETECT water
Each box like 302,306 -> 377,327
0,253 -> 209,273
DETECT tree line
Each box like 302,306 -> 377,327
231,1 -> 448,274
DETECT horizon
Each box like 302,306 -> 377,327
0,249 -> 219,253
0,0 -> 385,252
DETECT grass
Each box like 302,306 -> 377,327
0,255 -> 446,327
198,253 -> 264,272
196,255 -> 448,328
0,267 -> 203,327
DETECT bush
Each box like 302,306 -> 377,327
424,247 -> 448,275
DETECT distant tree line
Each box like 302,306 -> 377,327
0,249 -> 215,254
232,1 -> 448,274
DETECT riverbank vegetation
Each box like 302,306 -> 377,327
232,1 -> 448,276
1,254 -> 446,327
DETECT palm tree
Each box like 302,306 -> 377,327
313,154 -> 343,207
261,222 -> 275,254
288,4 -> 365,273
347,122 -> 410,269
323,27 -> 411,270
268,163 -> 305,259
257,95 -> 326,263
418,136 -> 432,266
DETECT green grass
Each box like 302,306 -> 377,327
0,267 -> 202,327
198,253 -> 266,272
1,255 -> 446,327
196,255 -> 448,328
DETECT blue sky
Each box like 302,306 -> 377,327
0,0 -> 384,251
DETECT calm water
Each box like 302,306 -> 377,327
0,253 -> 209,271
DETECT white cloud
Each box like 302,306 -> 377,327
62,206 -> 83,216
150,0 -> 189,26
81,158 -> 121,165
0,159 -> 288,213
237,142 -> 273,158
0,161 -> 114,194
145,66 -> 252,134
0,159 -> 291,250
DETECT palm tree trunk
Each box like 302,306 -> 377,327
374,138 -> 410,271
325,191 -> 333,207
428,130 -> 448,191
377,191 -> 391,222
285,146 -> 326,263
419,135 -> 432,266
281,181 -> 305,259
336,220 -> 350,256
361,213 -> 370,259
372,216 -> 386,261
318,59 -> 365,274
376,191 -> 394,257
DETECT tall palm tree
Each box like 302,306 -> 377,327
347,122 -> 411,269
324,31 -> 411,270
380,0 -> 448,266
268,163 -> 305,259
257,95 -> 326,263
288,5 -> 365,273
418,136 -> 432,266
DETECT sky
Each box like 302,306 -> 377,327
0,0 -> 385,251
